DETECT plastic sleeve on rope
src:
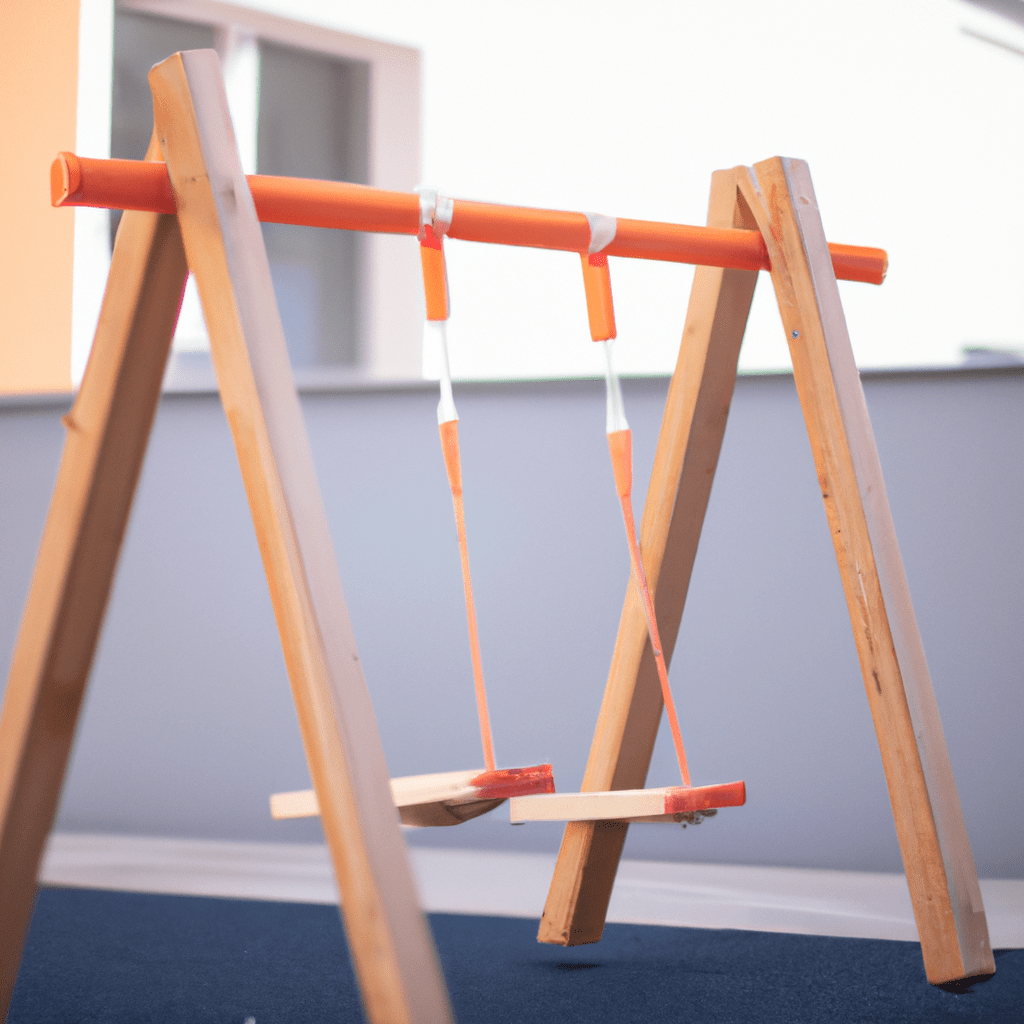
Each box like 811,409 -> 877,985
424,320 -> 459,424
601,339 -> 629,434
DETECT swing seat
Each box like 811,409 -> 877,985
271,764 -> 555,828
509,779 -> 744,824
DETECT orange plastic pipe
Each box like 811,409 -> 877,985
420,227 -> 449,322
580,254 -> 617,341
51,152 -> 888,284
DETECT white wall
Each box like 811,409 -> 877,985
2,369 -> 1021,877
225,0 -> 1024,379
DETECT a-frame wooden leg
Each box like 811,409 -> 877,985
148,52 -> 453,1024
538,169 -> 759,946
735,157 -> 993,986
0,142 -> 187,1016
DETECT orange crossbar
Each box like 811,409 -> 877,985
51,152 -> 887,284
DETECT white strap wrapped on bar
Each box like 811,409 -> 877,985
417,188 -> 436,238
434,194 -> 454,237
416,186 -> 454,239
585,212 -> 617,254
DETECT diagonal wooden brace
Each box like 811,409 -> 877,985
0,135 -> 188,1018
538,158 -> 993,989
147,50 -> 453,1024
538,167 -> 760,947
735,156 -> 992,986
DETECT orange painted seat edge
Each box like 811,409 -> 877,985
663,780 -> 747,815
470,764 -> 556,800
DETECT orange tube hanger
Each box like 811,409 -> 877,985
51,151 -> 887,284
509,216 -> 745,826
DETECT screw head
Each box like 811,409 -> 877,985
791,329 -> 800,339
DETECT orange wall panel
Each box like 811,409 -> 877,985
0,0 -> 79,394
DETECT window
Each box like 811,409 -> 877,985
73,0 -> 421,387
257,40 -> 368,372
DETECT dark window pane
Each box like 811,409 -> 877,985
258,41 -> 369,369
110,10 -> 214,244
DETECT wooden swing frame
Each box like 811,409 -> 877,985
0,45 -> 993,1024
531,160 -> 995,991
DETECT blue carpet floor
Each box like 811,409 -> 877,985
9,886 -> 1021,1023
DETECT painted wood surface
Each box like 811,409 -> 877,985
147,50 -> 453,1024
511,781 -> 745,824
735,156 -> 993,986
538,169 -> 760,947
0,136 -> 188,1016
272,764 -> 555,827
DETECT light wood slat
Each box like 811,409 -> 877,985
537,169 -> 759,946
273,773 -> 503,828
148,51 -> 452,1024
511,781 -> 745,824
735,156 -> 993,986
272,764 -> 554,827
0,139 -> 187,1017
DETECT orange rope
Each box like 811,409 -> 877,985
607,429 -> 691,787
439,419 -> 497,772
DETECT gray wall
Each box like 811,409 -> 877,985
1,369 -> 1021,877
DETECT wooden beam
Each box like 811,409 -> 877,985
735,156 -> 993,987
537,168 -> 759,946
0,139 -> 187,1015
147,50 -> 453,1024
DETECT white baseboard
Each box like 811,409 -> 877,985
40,832 -> 1024,948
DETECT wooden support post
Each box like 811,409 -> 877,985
0,139 -> 188,1016
538,168 -> 759,946
147,51 -> 453,1023
734,156 -> 993,986
539,156 -> 991,989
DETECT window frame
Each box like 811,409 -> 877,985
75,0 -> 423,385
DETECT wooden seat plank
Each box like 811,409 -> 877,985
511,780 -> 745,824
273,764 -> 555,827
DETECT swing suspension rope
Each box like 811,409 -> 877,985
415,192 -> 698,788
582,217 -> 692,787
419,189 -> 497,773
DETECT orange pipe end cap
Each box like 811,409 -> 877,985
51,152 -> 80,207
